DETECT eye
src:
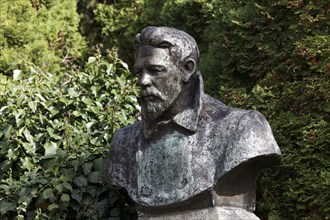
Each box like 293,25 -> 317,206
149,66 -> 165,74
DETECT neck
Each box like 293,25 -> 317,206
167,74 -> 198,117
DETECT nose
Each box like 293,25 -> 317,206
139,72 -> 152,87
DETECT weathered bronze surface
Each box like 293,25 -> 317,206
108,27 -> 281,219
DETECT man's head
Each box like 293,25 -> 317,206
134,26 -> 200,120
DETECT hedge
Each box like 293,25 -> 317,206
0,51 -> 139,219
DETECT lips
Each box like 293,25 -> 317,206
141,90 -> 157,99
141,93 -> 158,102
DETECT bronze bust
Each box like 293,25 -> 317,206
108,27 -> 281,219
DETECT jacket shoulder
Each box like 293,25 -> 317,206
108,121 -> 142,186
224,109 -> 282,171
111,121 -> 142,149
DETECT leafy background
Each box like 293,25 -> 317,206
0,0 -> 329,219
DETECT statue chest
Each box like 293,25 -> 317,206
134,129 -> 217,205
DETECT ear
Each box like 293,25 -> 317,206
182,58 -> 196,83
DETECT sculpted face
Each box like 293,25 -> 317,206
135,46 -> 183,120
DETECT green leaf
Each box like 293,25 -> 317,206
21,156 -> 34,170
16,95 -> 25,106
42,188 -> 54,199
87,171 -> 102,183
68,88 -> 79,98
93,158 -> 105,171
90,137 -> 99,145
87,186 -> 97,198
55,184 -> 63,193
22,142 -> 36,154
35,94 -> 46,102
91,86 -> 100,96
13,69 -> 22,80
60,97 -> 73,105
71,192 -> 82,204
88,56 -> 97,63
119,60 -> 128,70
47,203 -> 59,211
48,107 -> 59,117
1,160 -> 12,172
0,184 -> 10,191
82,162 -> 93,176
7,148 -> 17,160
82,97 -> 93,105
106,63 -> 114,74
4,125 -> 14,138
72,159 -> 79,171
28,101 -> 37,112
0,201 -> 16,214
23,128 -> 34,143
62,182 -> 73,192
56,149 -> 67,160
86,122 -> 94,130
90,106 -> 100,114
73,176 -> 88,188
72,110 -> 81,117
42,158 -> 58,170
69,199 -> 81,211
96,198 -> 109,217
44,141 -> 58,156
60,194 -> 70,202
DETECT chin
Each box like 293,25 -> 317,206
142,101 -> 167,120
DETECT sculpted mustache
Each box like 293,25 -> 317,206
141,89 -> 165,101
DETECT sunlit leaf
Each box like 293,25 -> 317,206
68,88 -> 79,98
44,141 -> 58,156
35,94 -> 46,102
88,56 -> 97,64
13,69 -> 22,81
28,101 -> 37,112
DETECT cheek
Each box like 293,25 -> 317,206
164,77 -> 182,97
166,69 -> 181,85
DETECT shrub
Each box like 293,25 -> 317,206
0,0 -> 86,76
0,51 -> 139,219
203,0 -> 329,218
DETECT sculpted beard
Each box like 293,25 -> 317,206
140,88 -> 169,120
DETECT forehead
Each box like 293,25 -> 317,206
135,46 -> 171,65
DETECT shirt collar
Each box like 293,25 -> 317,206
143,72 -> 204,139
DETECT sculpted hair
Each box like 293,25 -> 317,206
134,26 -> 200,69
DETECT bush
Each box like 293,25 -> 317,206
203,0 -> 329,218
0,51 -> 139,219
0,0 -> 87,75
